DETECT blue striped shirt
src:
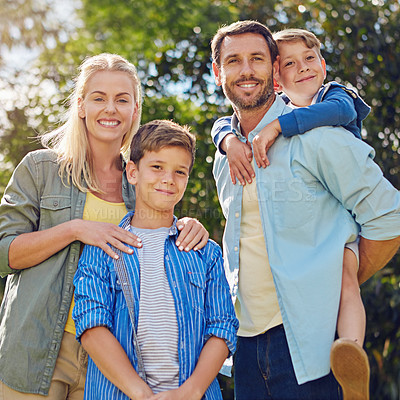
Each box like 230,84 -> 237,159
73,212 -> 238,400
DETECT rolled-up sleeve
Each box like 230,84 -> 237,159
204,244 -> 239,357
211,116 -> 233,154
0,154 -> 40,277
73,245 -> 114,341
306,128 -> 400,240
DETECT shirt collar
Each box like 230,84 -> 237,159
120,211 -> 178,237
231,95 -> 288,142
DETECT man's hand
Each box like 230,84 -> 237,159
221,134 -> 254,185
252,119 -> 281,168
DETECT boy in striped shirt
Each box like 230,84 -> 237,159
73,119 -> 238,400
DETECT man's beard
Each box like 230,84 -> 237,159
222,75 -> 275,110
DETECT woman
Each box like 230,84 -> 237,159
0,53 -> 208,399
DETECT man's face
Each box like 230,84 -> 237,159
213,33 -> 275,111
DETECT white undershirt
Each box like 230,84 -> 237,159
130,225 -> 180,393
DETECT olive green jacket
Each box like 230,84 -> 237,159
0,149 -> 135,395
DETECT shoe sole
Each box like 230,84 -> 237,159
330,338 -> 370,400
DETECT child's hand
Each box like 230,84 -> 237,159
221,134 -> 254,185
131,386 -> 154,400
149,389 -> 181,400
252,119 -> 281,168
149,387 -> 200,400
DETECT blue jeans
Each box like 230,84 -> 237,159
234,325 -> 342,400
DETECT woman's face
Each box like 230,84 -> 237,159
78,70 -> 138,150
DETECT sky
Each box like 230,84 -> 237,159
2,0 -> 80,71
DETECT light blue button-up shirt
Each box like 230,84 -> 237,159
213,95 -> 400,384
73,212 -> 238,400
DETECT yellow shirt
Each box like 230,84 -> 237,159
236,177 -> 282,337
64,192 -> 127,335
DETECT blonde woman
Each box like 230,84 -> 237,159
0,53 -> 208,399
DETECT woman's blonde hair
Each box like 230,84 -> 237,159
40,53 -> 143,192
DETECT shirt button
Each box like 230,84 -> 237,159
234,246 -> 238,252
235,212 -> 240,218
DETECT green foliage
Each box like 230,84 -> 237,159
362,269 -> 400,399
1,0 -> 399,398
0,0 -> 56,51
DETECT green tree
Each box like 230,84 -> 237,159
1,0 -> 399,398
0,0 -> 73,297
0,0 -> 76,189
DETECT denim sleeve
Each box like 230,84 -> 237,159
0,153 -> 40,277
305,128 -> 400,240
203,243 -> 239,356
211,116 -> 233,155
73,245 -> 114,341
278,88 -> 357,138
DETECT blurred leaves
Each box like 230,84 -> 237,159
0,0 -> 56,52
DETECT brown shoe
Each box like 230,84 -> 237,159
330,338 -> 370,400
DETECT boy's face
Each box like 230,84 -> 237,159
274,40 -> 326,107
126,146 -> 191,219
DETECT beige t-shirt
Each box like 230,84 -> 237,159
236,177 -> 282,337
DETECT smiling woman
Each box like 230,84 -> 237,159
0,53 -> 209,399
77,70 -> 139,165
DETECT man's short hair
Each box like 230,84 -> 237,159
273,28 -> 323,59
130,119 -> 196,172
211,20 -> 279,66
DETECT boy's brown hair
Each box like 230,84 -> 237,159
130,119 -> 196,172
273,29 -> 323,59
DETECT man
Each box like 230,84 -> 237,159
211,20 -> 400,400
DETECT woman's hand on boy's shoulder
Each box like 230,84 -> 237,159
176,217 -> 209,252
71,219 -> 142,260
